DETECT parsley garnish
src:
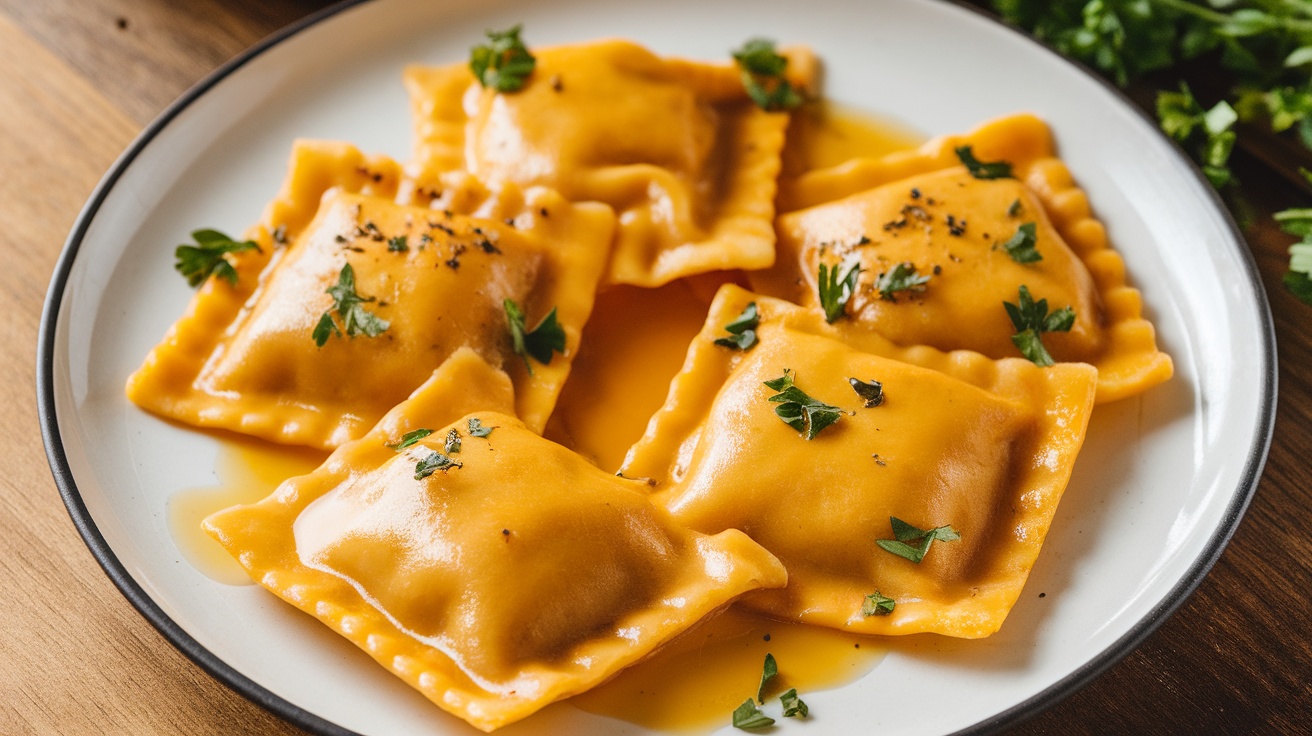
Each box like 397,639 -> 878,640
731,38 -> 802,111
387,235 -> 408,253
780,688 -> 809,718
874,262 -> 930,302
467,417 -> 496,438
876,517 -> 960,564
764,369 -> 843,440
862,591 -> 896,616
955,145 -> 1014,180
312,264 -> 390,347
469,25 -> 536,92
1158,83 -> 1237,189
444,428 -> 462,454
848,377 -> 884,408
757,653 -> 777,703
1003,285 -> 1075,367
1007,198 -> 1023,218
504,299 -> 565,374
1276,182 -> 1312,305
818,256 -> 862,323
387,428 -> 433,451
174,229 -> 261,287
714,301 -> 760,350
732,699 -> 774,730
1001,222 -> 1042,263
413,448 -> 461,479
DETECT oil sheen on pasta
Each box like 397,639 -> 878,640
167,102 -> 916,728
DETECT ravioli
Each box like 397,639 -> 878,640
621,284 -> 1097,638
405,39 -> 816,286
127,143 -> 615,448
203,352 -> 788,733
757,113 -> 1172,403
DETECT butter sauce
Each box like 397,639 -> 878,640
164,101 -> 919,728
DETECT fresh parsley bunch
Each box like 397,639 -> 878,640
993,0 -> 1312,304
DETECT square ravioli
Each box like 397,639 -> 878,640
127,141 -> 615,448
203,351 -> 787,733
754,113 -> 1172,403
621,284 -> 1098,638
405,39 -> 816,287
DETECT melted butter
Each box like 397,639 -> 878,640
167,436 -> 327,585
571,607 -> 885,732
782,101 -> 923,177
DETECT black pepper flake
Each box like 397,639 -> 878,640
855,235 -> 871,246
539,207 -> 549,218
901,204 -> 930,222
933,264 -> 942,275
1039,592 -> 1046,598
910,187 -> 921,199
872,454 -> 887,466
926,197 -> 938,206
948,253 -> 962,263
347,246 -> 366,253
478,239 -> 501,254
115,16 -> 129,30
550,74 -> 563,92
442,209 -> 454,219
272,224 -> 288,245
335,234 -> 349,244
946,215 -> 967,237
763,634 -> 771,642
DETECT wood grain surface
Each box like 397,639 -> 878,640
4,2 -> 1308,735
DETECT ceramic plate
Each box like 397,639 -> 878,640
38,0 -> 1275,734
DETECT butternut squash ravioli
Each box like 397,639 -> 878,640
122,32 -> 1173,733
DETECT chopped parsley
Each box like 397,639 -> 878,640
1001,222 -> 1042,264
1004,285 -> 1075,367
732,699 -> 774,730
714,301 -> 760,350
955,145 -> 1014,180
874,262 -> 930,302
848,377 -> 884,408
862,591 -> 896,617
174,229 -> 261,287
876,516 -> 960,564
504,299 -> 566,374
312,264 -> 390,347
731,38 -> 802,111
467,417 -> 496,438
444,428 -> 462,454
469,25 -> 536,92
757,653 -> 777,703
818,256 -> 862,323
764,369 -> 843,440
387,428 -> 433,451
387,234 -> 408,253
413,448 -> 461,479
1276,204 -> 1312,305
780,688 -> 809,718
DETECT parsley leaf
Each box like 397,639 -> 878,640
313,264 -> 390,348
757,653 -> 777,703
714,301 -> 760,350
467,417 -> 496,438
174,229 -> 261,287
732,699 -> 774,730
1003,285 -> 1075,366
1001,222 -> 1042,263
876,516 -> 960,564
504,299 -> 566,374
387,428 -> 433,451
955,145 -> 1014,180
862,591 -> 896,617
444,428 -> 462,454
780,688 -> 809,718
732,38 -> 802,111
1158,83 -> 1237,188
874,261 -> 931,302
387,235 -> 408,253
818,256 -> 862,322
469,24 -> 536,92
764,369 -> 844,440
848,377 -> 884,408
413,448 -> 462,480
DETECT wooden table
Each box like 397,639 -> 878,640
3,2 -> 1307,734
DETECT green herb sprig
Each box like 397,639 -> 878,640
876,516 -> 960,564
818,256 -> 862,322
467,417 -> 496,437
862,591 -> 896,616
714,301 -> 761,350
313,264 -> 390,347
955,145 -> 1015,179
1004,285 -> 1075,366
469,25 -> 536,92
174,229 -> 261,287
732,38 -> 802,111
504,299 -> 566,374
387,428 -> 433,451
764,369 -> 844,440
1001,222 -> 1042,263
874,262 -> 931,302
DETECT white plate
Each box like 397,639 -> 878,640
38,0 -> 1275,734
